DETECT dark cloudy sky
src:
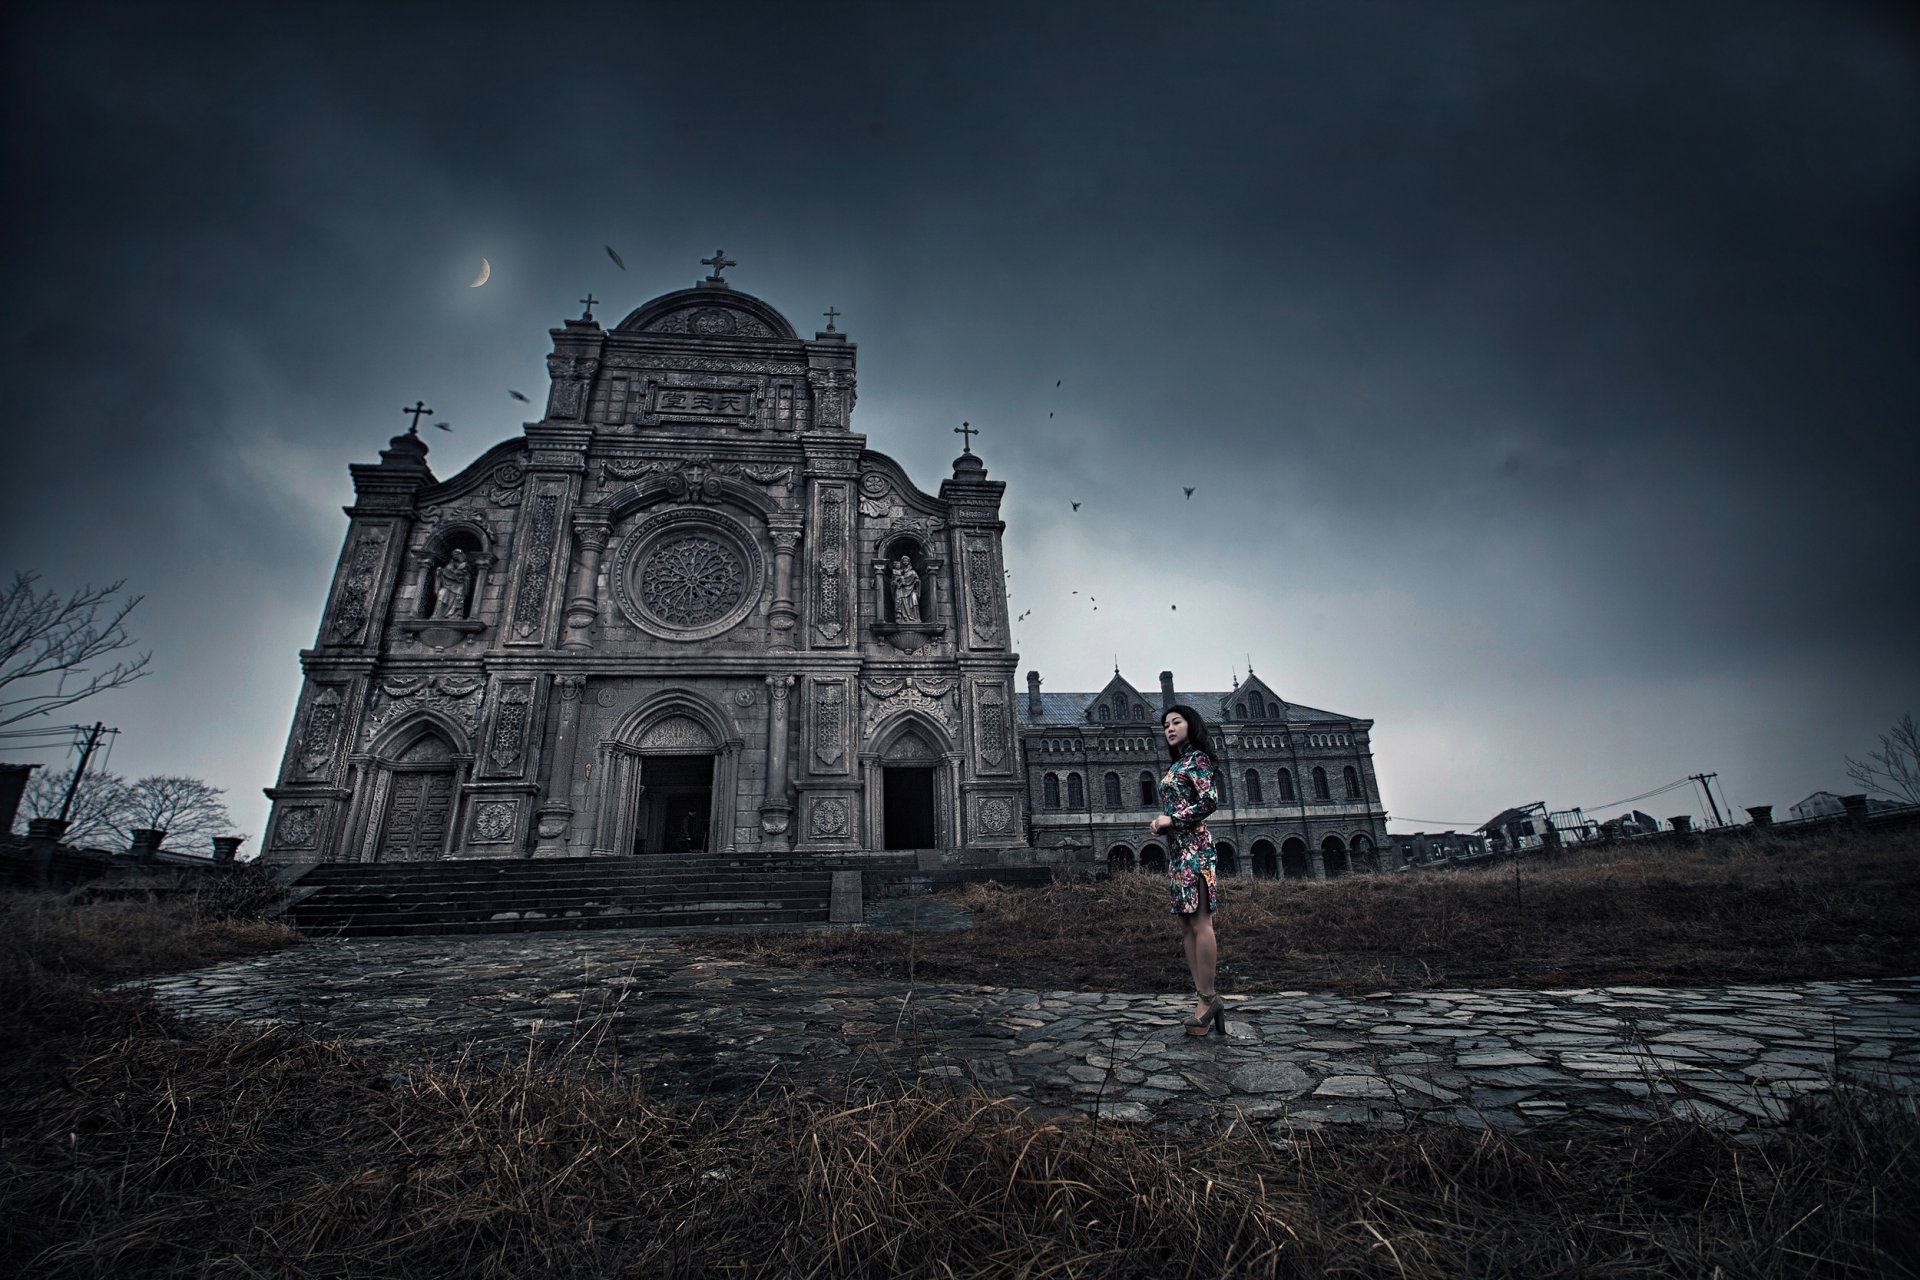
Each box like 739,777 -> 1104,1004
4,0 -> 1914,844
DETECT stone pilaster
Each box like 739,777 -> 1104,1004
533,674 -> 587,856
768,527 -> 801,649
760,673 -> 796,841
562,513 -> 612,650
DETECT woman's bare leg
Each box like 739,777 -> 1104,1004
1181,913 -> 1218,1020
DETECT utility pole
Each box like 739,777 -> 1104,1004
1690,772 -> 1725,828
57,722 -> 107,824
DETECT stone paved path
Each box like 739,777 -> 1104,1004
139,932 -> 1920,1134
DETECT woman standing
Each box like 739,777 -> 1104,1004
1151,703 -> 1225,1035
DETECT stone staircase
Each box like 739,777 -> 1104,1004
281,854 -> 834,938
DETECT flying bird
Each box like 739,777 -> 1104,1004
1183,486 -> 1195,499
605,245 -> 626,270
1048,412 -> 1053,419
1071,501 -> 1080,511
432,421 -> 452,432
1055,380 -> 1062,387
508,389 -> 530,403
1171,604 -> 1178,611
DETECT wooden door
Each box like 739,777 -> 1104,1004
379,769 -> 454,861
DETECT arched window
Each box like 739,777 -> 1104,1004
1097,705 -> 1110,721
1131,706 -> 1144,721
1312,766 -> 1330,801
1278,768 -> 1296,803
1112,693 -> 1126,717
1043,773 -> 1060,809
1104,771 -> 1122,808
1244,769 -> 1263,804
1234,701 -> 1246,719
1267,701 -> 1280,717
1344,765 -> 1362,798
1139,771 -> 1157,807
1067,772 -> 1085,808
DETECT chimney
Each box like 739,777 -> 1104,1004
1026,670 -> 1042,717
1159,670 -> 1177,711
129,828 -> 167,862
1745,805 -> 1773,828
210,836 -> 244,863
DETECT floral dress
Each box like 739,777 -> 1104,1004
1157,747 -> 1219,915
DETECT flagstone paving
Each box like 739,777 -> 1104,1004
137,931 -> 1920,1137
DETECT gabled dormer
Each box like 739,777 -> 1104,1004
1220,669 -> 1287,722
1085,669 -> 1156,725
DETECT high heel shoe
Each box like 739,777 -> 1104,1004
1184,994 -> 1228,1037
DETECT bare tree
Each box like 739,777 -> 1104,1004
18,766 -> 133,847
118,775 -> 238,847
1846,713 -> 1920,805
0,572 -> 151,730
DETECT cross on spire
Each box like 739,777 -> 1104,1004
579,292 -> 598,320
402,400 -> 434,431
954,420 -> 978,454
701,249 -> 737,281
822,306 -> 840,332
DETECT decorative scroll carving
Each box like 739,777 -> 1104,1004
489,463 -> 526,506
362,673 -> 483,741
810,797 -> 849,837
638,715 -> 715,751
807,368 -> 855,430
884,731 -> 935,762
513,494 -> 560,638
274,806 -> 319,850
603,354 -> 806,376
599,456 -> 794,493
297,686 -> 344,776
812,679 -> 846,771
470,800 -> 518,843
861,673 -> 956,735
328,530 -> 387,642
814,485 -> 848,643
642,306 -> 772,337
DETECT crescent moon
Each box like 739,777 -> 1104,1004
469,258 -> 491,288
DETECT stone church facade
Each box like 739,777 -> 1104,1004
1018,668 -> 1390,878
262,265 -> 1028,864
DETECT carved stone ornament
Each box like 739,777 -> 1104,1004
859,472 -> 891,498
810,797 -> 850,837
489,462 -> 527,507
362,673 -> 483,742
884,731 -> 935,762
642,305 -> 772,338
487,683 -> 533,773
862,673 -> 957,735
471,800 -> 518,843
813,485 -> 848,643
611,507 -> 766,641
965,534 -> 1003,645
600,457 -> 793,493
733,687 -> 757,708
513,494 -> 561,638
274,806 -> 319,850
975,687 -> 1009,769
298,686 -> 344,776
637,715 -> 716,751
328,530 -> 388,642
812,680 -> 846,768
977,797 -> 1014,834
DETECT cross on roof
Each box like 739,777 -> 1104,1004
822,306 -> 840,332
579,293 -> 598,320
701,249 -> 737,281
402,400 -> 434,431
954,420 -> 978,454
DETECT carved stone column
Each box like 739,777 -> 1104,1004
1309,849 -> 1327,881
533,674 -> 587,856
562,515 -> 612,650
760,674 -> 795,841
768,529 -> 801,649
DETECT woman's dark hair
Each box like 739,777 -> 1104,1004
1161,703 -> 1219,763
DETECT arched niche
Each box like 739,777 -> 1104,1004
863,711 -> 959,850
869,532 -> 947,653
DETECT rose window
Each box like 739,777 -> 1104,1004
641,536 -> 744,625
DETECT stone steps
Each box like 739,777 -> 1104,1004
284,855 -> 834,937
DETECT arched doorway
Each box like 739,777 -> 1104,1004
1281,836 -> 1310,880
374,730 -> 459,862
1351,834 -> 1378,873
1140,843 -> 1167,874
1107,844 -> 1135,874
879,725 -> 943,850
1250,838 -> 1278,880
591,698 -> 741,857
1321,834 -> 1350,877
1215,841 -> 1239,877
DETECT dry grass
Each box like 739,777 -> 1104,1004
684,831 -> 1920,995
1,850 -> 1916,1277
2,981 -> 1915,1279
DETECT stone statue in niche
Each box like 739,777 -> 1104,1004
890,555 -> 921,624
431,550 -> 474,619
